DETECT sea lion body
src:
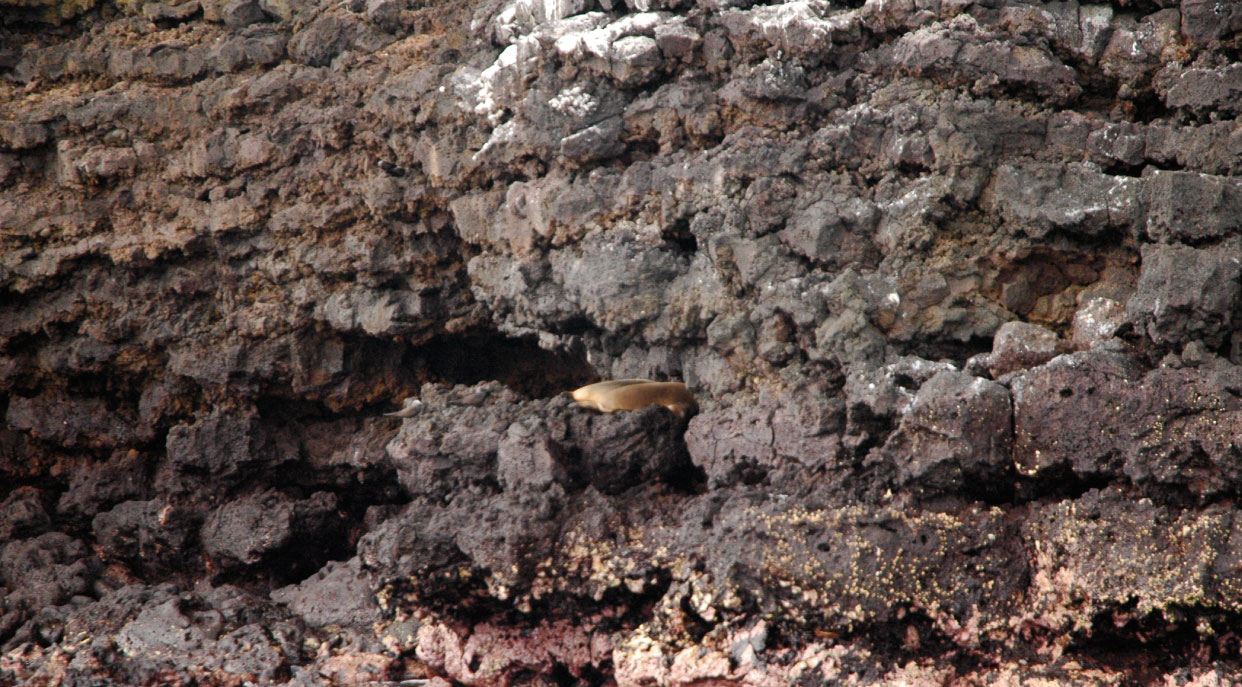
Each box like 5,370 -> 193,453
570,379 -> 653,405
570,379 -> 698,419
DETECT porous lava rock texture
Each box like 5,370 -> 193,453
3,0 -> 1242,684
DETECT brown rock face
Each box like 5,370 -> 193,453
4,0 -> 1242,685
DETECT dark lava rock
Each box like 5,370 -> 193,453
57,449 -> 152,518
359,489 -> 564,607
5,391 -> 151,449
288,13 -> 390,67
1010,349 -> 1144,481
220,0 -> 270,27
984,162 -> 1137,239
669,492 -> 1028,631
1012,350 -> 1242,496
200,489 -> 340,569
685,386 -> 843,489
0,533 -> 99,611
1,581 -> 308,681
390,381 -> 695,499
496,416 -> 573,492
877,369 -> 1013,495
844,356 -> 957,437
563,402 -> 696,494
1143,170 -> 1242,242
165,407 -> 296,488
385,382 -> 527,500
559,116 -> 625,163
271,556 -> 381,628
0,486 -> 50,540
1023,487 -> 1241,628
1127,242 -> 1241,351
77,583 -> 306,684
93,499 -> 198,574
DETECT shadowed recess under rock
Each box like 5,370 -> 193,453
413,332 -> 596,399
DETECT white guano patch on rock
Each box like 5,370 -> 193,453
722,0 -> 861,54
467,10 -> 668,129
474,120 -> 518,160
548,85 -> 598,118
491,0 -> 590,44
553,11 -> 666,61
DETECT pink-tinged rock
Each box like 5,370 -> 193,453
417,619 -> 612,685
609,35 -> 662,86
654,21 -> 700,61
1070,297 -> 1127,350
312,651 -> 395,685
234,133 -> 276,169
57,142 -> 139,184
984,321 -> 1061,378
0,120 -> 49,150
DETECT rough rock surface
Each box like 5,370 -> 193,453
3,0 -> 1242,685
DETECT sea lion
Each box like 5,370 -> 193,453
570,379 -> 698,419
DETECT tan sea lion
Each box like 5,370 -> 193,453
570,379 -> 698,419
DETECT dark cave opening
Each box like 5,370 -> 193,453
891,334 -> 995,372
1011,463 -> 1113,506
1069,603 -> 1242,681
266,327 -> 599,418
662,217 -> 699,258
413,331 -> 597,399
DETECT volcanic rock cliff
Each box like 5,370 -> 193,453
3,0 -> 1242,684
